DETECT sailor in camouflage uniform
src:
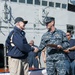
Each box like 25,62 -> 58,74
39,17 -> 69,75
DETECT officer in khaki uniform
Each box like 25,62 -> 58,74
38,17 -> 69,75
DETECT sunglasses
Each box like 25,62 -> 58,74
66,35 -> 70,36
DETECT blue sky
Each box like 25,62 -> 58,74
70,0 -> 75,5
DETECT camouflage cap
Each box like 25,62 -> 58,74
43,17 -> 55,25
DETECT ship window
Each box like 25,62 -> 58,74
27,0 -> 33,4
19,0 -> 25,3
10,0 -> 17,2
49,2 -> 54,7
42,1 -> 47,6
0,44 -> 4,68
35,0 -> 40,5
55,3 -> 60,8
62,4 -> 66,9
68,3 -> 75,12
70,0 -> 75,5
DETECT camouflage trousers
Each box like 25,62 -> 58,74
46,59 -> 66,75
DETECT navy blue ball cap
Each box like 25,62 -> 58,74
43,17 -> 55,25
14,17 -> 28,24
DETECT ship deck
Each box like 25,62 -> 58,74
0,68 -> 9,75
0,68 -> 47,75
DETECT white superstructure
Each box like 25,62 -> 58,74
0,0 -> 75,45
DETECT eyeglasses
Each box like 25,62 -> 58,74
66,35 -> 70,36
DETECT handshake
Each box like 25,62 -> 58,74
32,44 -> 63,53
